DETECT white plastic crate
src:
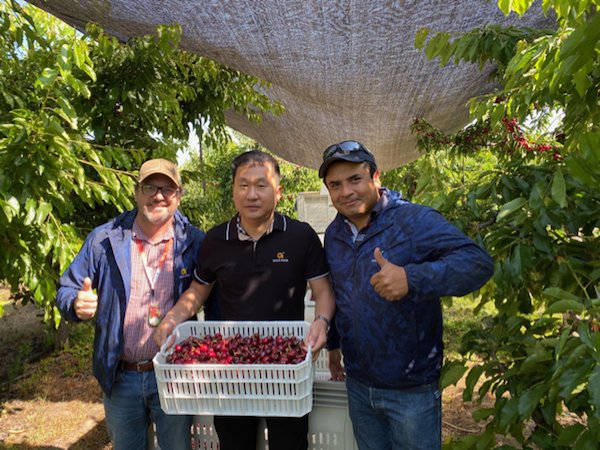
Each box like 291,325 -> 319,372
309,373 -> 357,450
153,321 -> 315,417
148,418 -> 268,450
148,377 -> 356,450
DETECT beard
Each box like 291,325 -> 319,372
139,202 -> 176,225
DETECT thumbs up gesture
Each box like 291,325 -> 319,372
370,248 -> 409,301
74,277 -> 98,320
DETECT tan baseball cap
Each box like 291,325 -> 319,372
138,159 -> 181,187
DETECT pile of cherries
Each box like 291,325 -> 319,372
166,332 -> 308,365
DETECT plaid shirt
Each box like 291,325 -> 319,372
121,219 -> 175,362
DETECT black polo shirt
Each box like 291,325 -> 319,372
193,212 -> 329,321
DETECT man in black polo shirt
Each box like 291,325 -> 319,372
155,150 -> 336,450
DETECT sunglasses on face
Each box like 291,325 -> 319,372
139,184 -> 179,198
322,141 -> 373,161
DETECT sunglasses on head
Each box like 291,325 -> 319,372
322,141 -> 373,161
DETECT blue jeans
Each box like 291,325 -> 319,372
345,375 -> 441,450
103,368 -> 193,450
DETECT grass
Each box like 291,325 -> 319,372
62,321 -> 95,376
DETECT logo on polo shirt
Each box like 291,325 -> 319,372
273,251 -> 289,263
181,268 -> 188,275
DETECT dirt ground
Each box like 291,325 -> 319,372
0,291 -> 561,449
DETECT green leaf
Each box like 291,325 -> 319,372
546,299 -> 584,315
557,423 -> 586,446
533,232 -> 554,255
36,68 -> 58,88
415,28 -> 430,50
588,365 -> 600,420
2,195 -> 20,222
558,360 -> 593,399
35,202 -> 53,226
565,155 -> 597,188
543,288 -> 581,302
490,104 -> 506,128
518,384 -> 547,419
550,168 -> 567,209
57,95 -> 77,120
73,44 -> 85,68
497,197 -> 527,221
415,174 -> 431,195
71,78 -> 91,98
425,33 -> 451,61
498,0 -> 513,16
472,407 -> 495,422
579,131 -> 600,173
440,361 -> 467,390
574,430 -> 597,450
463,365 -> 485,402
499,396 -> 520,427
24,198 -> 36,226
3,92 -> 15,109
511,0 -> 536,16
573,64 -> 592,98
559,23 -> 587,59
430,193 -> 448,211
519,349 -> 552,373
577,323 -> 599,360
81,63 -> 97,82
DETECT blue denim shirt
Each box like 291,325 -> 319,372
324,188 -> 494,389
56,209 -> 217,397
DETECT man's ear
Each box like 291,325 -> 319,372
373,170 -> 382,189
276,185 -> 283,202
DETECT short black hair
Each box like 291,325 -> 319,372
231,150 -> 281,181
364,161 -> 377,178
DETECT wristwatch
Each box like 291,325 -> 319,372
314,315 -> 331,332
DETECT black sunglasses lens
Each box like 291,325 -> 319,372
323,141 -> 364,160
338,141 -> 362,152
323,145 -> 339,160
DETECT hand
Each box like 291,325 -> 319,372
370,248 -> 409,301
74,277 -> 98,320
328,349 -> 345,381
154,317 -> 177,348
304,318 -> 328,361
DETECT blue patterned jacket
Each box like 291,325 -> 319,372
56,209 -> 218,397
324,188 -> 494,389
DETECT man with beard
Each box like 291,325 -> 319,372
56,159 -> 217,450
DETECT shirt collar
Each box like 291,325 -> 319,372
230,212 -> 287,242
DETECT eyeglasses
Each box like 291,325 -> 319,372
139,184 -> 179,198
322,141 -> 373,161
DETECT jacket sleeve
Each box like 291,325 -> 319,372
402,208 -> 494,300
56,229 -> 102,323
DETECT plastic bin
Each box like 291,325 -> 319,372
149,377 -> 357,450
153,321 -> 315,417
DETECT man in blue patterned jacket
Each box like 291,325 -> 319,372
319,141 -> 494,450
